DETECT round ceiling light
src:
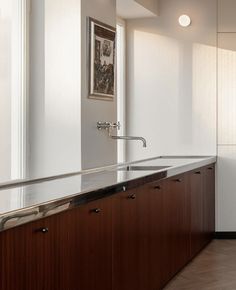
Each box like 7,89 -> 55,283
178,15 -> 191,27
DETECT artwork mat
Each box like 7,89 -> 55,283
88,17 -> 116,101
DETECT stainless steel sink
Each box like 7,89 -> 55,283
117,165 -> 171,171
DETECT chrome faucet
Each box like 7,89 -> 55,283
111,135 -> 147,148
97,121 -> 147,148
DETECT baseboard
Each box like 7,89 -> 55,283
214,232 -> 236,239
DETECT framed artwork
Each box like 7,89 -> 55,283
88,18 -> 116,100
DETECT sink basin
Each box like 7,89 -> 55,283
117,165 -> 171,171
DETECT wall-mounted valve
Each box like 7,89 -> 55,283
97,121 -> 121,136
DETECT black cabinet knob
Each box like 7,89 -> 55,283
154,185 -> 161,190
128,194 -> 136,200
208,167 -> 213,170
41,228 -> 49,234
174,179 -> 182,183
92,208 -> 102,214
195,171 -> 201,175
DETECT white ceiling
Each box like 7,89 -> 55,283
116,0 -> 156,19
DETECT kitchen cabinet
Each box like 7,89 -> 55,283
113,174 -> 191,290
112,180 -> 166,290
0,213 -> 68,290
69,197 -> 113,290
203,165 -> 215,244
190,165 -> 216,258
190,168 -> 205,257
163,174 -> 190,283
112,187 -> 149,290
0,197 -> 113,290
148,180 -> 165,290
0,164 -> 215,290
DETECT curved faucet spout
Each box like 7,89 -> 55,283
111,135 -> 147,148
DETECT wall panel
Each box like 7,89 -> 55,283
218,0 -> 236,32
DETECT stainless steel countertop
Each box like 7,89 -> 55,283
0,155 -> 216,232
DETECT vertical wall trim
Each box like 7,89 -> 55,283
117,17 -> 127,163
216,0 -> 219,155
216,0 -> 219,231
11,0 -> 28,181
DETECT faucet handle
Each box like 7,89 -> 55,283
97,121 -> 110,130
97,121 -> 121,130
110,122 -> 121,130
116,122 -> 121,130
108,122 -> 121,136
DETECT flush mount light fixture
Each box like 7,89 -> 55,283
178,15 -> 191,27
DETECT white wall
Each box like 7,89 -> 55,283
0,0 -> 24,182
29,0 -> 81,178
81,0 -> 117,169
0,5 -> 11,181
126,0 -> 217,162
217,0 -> 236,231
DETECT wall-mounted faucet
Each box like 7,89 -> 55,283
97,121 -> 147,148
111,135 -> 147,148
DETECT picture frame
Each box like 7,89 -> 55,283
88,17 -> 116,101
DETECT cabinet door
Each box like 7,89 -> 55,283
163,174 -> 190,282
148,180 -> 165,290
69,197 -> 113,290
0,197 -> 113,290
190,169 -> 205,257
0,212 -> 70,290
112,187 -> 149,290
203,165 -> 215,244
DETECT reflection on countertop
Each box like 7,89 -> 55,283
0,156 -> 216,232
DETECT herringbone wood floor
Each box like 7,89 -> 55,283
164,240 -> 236,290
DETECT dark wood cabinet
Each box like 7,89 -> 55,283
147,180 -> 165,290
190,168 -> 205,257
0,213 -> 67,290
0,197 -> 113,290
190,165 -> 216,258
112,187 -> 149,290
112,174 -> 193,290
163,174 -> 190,282
112,181 -> 166,290
68,197 -> 113,290
0,164 -> 215,290
203,165 -> 215,244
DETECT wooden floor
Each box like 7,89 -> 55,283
164,240 -> 236,290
